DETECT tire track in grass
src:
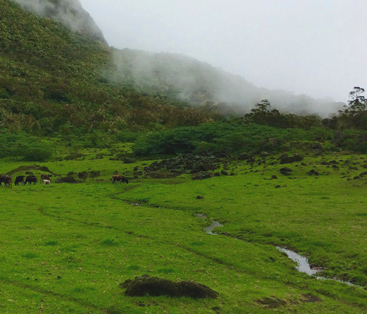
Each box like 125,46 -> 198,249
0,277 -> 108,313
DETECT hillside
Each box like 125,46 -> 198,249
0,0 -> 218,136
1,0 -> 345,138
11,0 -> 107,44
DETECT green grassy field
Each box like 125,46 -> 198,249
1,148 -> 367,313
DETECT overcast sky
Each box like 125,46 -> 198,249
79,0 -> 366,102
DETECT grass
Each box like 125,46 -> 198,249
1,149 -> 367,313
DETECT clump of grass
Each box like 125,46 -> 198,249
45,240 -> 58,246
22,252 -> 39,259
127,265 -> 140,271
101,238 -> 119,246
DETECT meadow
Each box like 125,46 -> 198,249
1,146 -> 367,313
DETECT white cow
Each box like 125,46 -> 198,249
43,179 -> 51,186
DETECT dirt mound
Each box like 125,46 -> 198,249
120,275 -> 219,299
7,165 -> 57,176
256,296 -> 286,308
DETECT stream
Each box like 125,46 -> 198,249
196,214 -> 223,235
197,213 -> 363,289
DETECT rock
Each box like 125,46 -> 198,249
271,175 -> 278,180
78,171 -> 88,180
307,169 -> 319,176
196,196 -> 204,199
311,143 -> 323,150
275,185 -> 281,188
56,176 -> 78,183
238,153 -> 250,160
192,172 -> 213,180
221,170 -> 228,175
280,154 -> 304,164
279,167 -> 292,175
124,158 -> 135,164
121,275 -> 219,299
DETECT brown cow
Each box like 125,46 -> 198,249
25,175 -> 37,185
112,175 -> 128,184
15,176 -> 25,186
2,175 -> 12,188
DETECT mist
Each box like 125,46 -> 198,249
11,0 -> 365,116
108,48 -> 344,117
79,0 -> 366,107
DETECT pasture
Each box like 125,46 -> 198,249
1,147 -> 367,313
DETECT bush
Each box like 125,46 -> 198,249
132,122 -> 326,157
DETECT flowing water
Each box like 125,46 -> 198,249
196,213 -> 363,288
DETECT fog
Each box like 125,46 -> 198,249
79,0 -> 367,104
11,0 -> 367,115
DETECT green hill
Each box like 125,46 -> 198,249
0,0 -> 218,136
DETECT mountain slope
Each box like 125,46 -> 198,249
11,0 -> 107,44
0,0 -> 216,136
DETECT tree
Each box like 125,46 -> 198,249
346,86 -> 366,116
252,99 -> 271,113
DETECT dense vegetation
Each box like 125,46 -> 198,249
1,0 -> 367,158
0,0 -> 220,138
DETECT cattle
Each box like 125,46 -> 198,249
25,175 -> 37,185
112,175 -> 128,184
2,175 -> 12,188
15,176 -> 25,186
40,174 -> 51,184
43,179 -> 51,186
0,174 -> 5,186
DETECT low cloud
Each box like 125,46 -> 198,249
107,49 -> 344,117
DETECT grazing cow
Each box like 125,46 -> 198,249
43,179 -> 51,186
15,176 -> 25,186
25,175 -> 37,185
40,174 -> 51,184
112,175 -> 128,184
0,174 -> 5,186
3,175 -> 12,188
